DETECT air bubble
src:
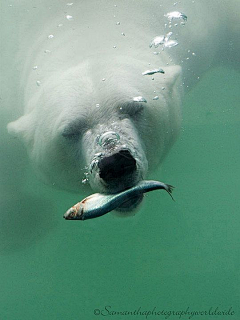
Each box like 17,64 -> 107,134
95,152 -> 103,158
164,11 -> 187,21
97,131 -> 120,149
82,170 -> 90,184
149,35 -> 165,48
89,159 -> 99,173
163,40 -> 178,48
133,96 -> 147,103
165,32 -> 173,42
66,15 -> 73,20
142,68 -> 165,76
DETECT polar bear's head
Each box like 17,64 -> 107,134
8,58 -> 182,210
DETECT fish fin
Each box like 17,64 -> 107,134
165,184 -> 175,201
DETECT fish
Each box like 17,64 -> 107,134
64,180 -> 174,220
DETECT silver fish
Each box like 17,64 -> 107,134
64,180 -> 174,220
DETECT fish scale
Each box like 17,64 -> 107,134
64,180 -> 174,220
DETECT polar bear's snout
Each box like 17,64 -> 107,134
98,149 -> 137,183
82,120 -> 148,195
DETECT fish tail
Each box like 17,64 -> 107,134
165,184 -> 175,201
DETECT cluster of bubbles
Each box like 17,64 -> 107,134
149,10 -> 187,54
139,9 -> 188,101
82,151 -> 103,184
130,10 -> 188,104
82,131 -> 121,184
96,131 -> 120,149
97,7 -> 189,112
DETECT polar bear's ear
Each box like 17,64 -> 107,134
7,113 -> 35,147
161,65 -> 182,90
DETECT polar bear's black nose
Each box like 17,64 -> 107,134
98,149 -> 137,182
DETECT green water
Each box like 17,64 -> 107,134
0,67 -> 239,319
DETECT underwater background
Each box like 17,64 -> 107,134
0,1 -> 240,320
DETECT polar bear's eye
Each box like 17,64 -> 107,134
61,119 -> 87,141
118,102 -> 144,118
62,129 -> 80,141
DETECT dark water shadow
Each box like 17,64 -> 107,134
0,123 -> 58,254
0,192 -> 57,254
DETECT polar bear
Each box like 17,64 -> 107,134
6,0 -> 239,212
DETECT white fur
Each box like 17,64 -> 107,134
6,0 -> 239,194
